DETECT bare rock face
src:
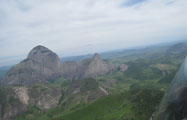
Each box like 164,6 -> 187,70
0,87 -> 27,120
28,45 -> 61,71
118,64 -> 128,72
0,85 -> 61,120
1,46 -> 115,85
61,53 -> 115,79
0,46 -> 115,120
60,61 -> 86,79
1,45 -> 61,85
27,85 -> 62,111
83,53 -> 115,78
151,56 -> 187,120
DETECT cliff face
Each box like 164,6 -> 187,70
61,53 -> 115,79
0,45 -> 116,120
83,53 -> 114,78
0,85 -> 61,120
1,46 -> 114,85
27,45 -> 61,71
151,56 -> 187,120
1,45 -> 61,85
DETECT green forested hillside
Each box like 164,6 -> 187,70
15,88 -> 164,120
14,43 -> 187,120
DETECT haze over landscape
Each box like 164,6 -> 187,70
0,0 -> 187,66
1,1 -> 187,120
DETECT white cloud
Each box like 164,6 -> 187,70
0,0 -> 187,66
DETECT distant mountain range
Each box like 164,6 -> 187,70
1,42 -> 187,120
1,45 -> 115,86
0,45 -> 115,120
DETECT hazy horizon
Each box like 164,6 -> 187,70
0,0 -> 187,66
0,40 -> 185,67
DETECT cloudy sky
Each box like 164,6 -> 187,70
0,0 -> 187,66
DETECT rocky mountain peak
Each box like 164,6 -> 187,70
1,45 -> 62,85
1,47 -> 114,85
92,53 -> 102,62
61,53 -> 115,79
27,45 -> 61,70
28,45 -> 52,59
82,53 -> 114,78
92,53 -> 100,60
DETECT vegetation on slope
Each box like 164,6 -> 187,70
11,43 -> 187,120
15,87 -> 164,120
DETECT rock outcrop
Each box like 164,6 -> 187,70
0,85 -> 61,120
83,53 -> 114,78
1,46 -> 115,85
118,64 -> 128,72
61,53 -> 115,79
0,45 -> 116,120
151,56 -> 187,120
27,45 -> 61,71
1,46 -> 61,85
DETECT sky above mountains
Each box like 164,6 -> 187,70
0,0 -> 187,66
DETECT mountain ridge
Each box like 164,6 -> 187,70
1,45 -> 115,86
